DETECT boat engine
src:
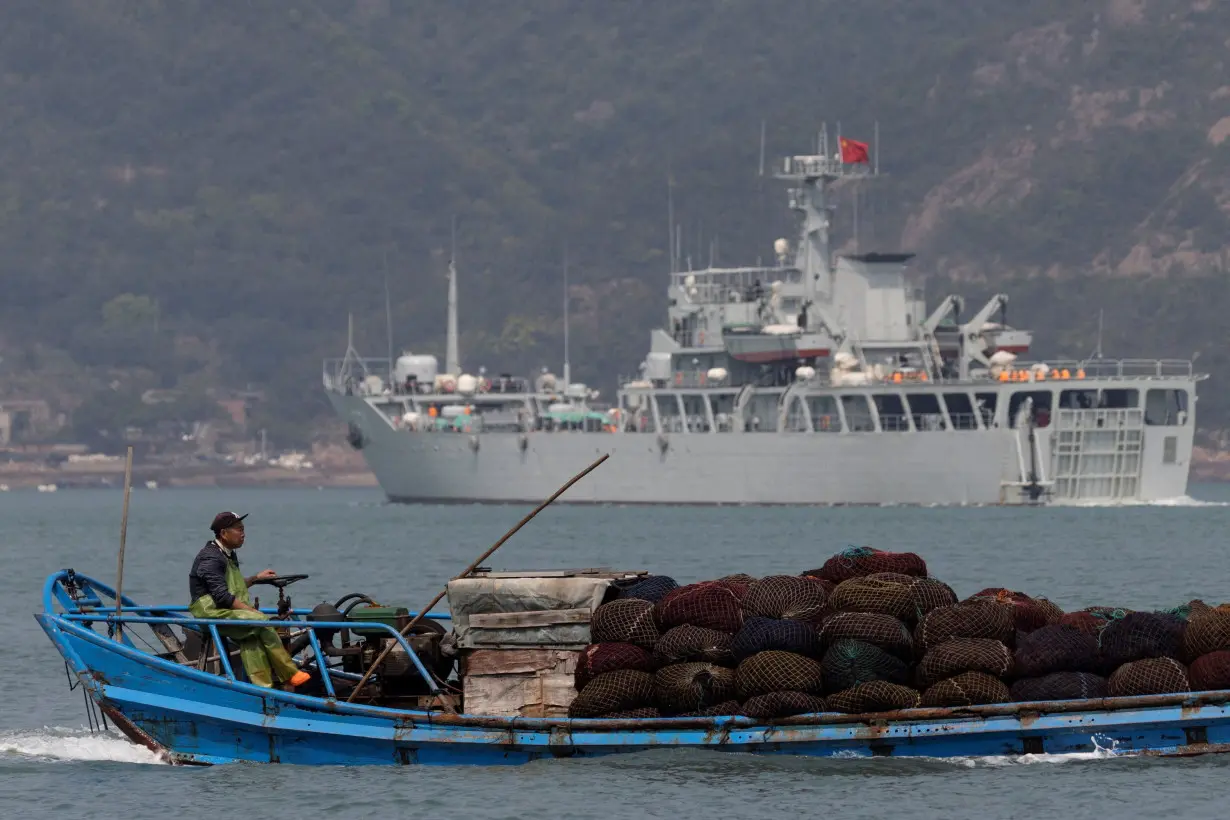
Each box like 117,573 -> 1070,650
303,595 -> 456,699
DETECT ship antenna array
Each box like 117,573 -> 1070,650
562,245 -> 571,388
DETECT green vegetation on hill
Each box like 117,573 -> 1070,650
2,1 -> 1229,446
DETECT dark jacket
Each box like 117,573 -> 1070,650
188,540 -> 241,609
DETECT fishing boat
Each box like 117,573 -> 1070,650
37,567 -> 1230,766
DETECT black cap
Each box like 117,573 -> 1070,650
210,511 -> 248,534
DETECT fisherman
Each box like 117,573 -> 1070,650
188,511 -> 311,689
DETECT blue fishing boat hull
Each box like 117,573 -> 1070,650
38,612 -> 1230,766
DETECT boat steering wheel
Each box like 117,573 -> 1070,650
251,574 -> 310,590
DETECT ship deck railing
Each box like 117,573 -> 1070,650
622,358 -> 1196,393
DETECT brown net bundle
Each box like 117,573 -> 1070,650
1158,599 -> 1212,622
915,638 -> 1013,689
654,662 -> 737,715
600,707 -> 661,719
655,583 -> 744,633
1183,609 -> 1230,659
1107,658 -> 1190,697
1010,672 -> 1107,702
920,671 -> 1011,707
818,612 -> 914,660
964,589 -> 1055,634
800,575 -> 838,597
1058,611 -> 1105,637
827,681 -> 921,714
915,601 -> 1015,652
735,651 -> 826,700
1013,624 -> 1101,678
820,639 -> 911,693
591,599 -> 660,649
739,691 -> 829,719
653,625 -> 735,666
807,547 -> 928,584
615,575 -> 679,604
742,575 -> 830,621
569,669 -> 657,718
829,573 -> 957,625
730,616 -> 821,662
682,700 -> 741,717
1097,612 -> 1185,667
1188,650 -> 1230,691
575,642 -> 658,690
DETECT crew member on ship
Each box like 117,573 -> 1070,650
188,512 -> 311,689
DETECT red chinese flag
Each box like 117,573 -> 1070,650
840,137 -> 870,164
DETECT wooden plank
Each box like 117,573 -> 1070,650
467,608 -> 593,629
463,648 -> 580,677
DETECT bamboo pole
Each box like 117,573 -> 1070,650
113,446 -> 135,640
346,452 -> 610,706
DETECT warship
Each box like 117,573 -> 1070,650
325,132 -> 1203,505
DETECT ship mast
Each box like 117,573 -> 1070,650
445,224 -> 460,376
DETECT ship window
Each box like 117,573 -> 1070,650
1008,390 -> 1053,428
873,393 -> 910,432
840,394 -> 875,432
1099,388 -> 1138,409
975,392 -> 998,428
1059,389 -> 1098,410
1163,435 -> 1178,464
905,393 -> 946,431
1145,389 -> 1189,426
942,393 -> 978,430
806,395 -> 842,433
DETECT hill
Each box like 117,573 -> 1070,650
1,0 -> 1228,447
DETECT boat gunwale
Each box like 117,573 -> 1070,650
42,610 -> 1230,734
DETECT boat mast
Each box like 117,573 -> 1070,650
562,245 -> 571,388
446,219 -> 460,376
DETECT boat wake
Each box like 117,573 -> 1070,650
1063,495 -> 1230,508
0,727 -> 164,765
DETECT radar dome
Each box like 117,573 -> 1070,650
795,366 -> 817,381
684,274 -> 697,288
706,367 -> 728,383
774,238 -> 789,257
456,374 -> 478,395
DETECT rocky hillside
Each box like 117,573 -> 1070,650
1,1 -> 1228,443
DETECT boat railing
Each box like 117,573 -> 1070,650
988,358 -> 1194,381
670,266 -> 788,305
322,357 -> 394,395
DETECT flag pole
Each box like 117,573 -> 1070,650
874,121 -> 880,176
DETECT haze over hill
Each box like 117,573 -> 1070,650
2,0 -> 1229,450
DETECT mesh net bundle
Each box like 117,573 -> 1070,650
599,707 -> 661,719
827,681 -> 921,714
1058,611 -> 1106,637
714,576 -> 755,602
820,639 -> 911,693
591,599 -> 661,649
965,589 -> 1055,634
742,575 -> 830,621
1013,624 -> 1101,679
915,638 -> 1013,689
1183,609 -> 1230,659
915,601 -> 1016,652
682,700 -> 742,717
569,669 -> 657,718
654,662 -> 738,715
575,642 -> 658,691
920,671 -> 1011,707
1097,612 -> 1186,667
730,616 -> 821,663
800,575 -> 838,597
739,691 -> 829,719
1158,599 -> 1211,622
808,547 -> 928,584
828,573 -> 957,625
1083,606 -> 1134,619
818,612 -> 915,660
735,651 -> 826,700
653,625 -> 735,666
1107,658 -> 1190,697
615,575 -> 680,604
1010,672 -> 1108,702
1188,650 -> 1230,692
655,583 -> 745,633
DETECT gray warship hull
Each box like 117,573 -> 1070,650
328,390 -> 1194,506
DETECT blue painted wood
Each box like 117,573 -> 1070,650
37,570 -> 1230,766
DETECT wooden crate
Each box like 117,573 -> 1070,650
460,648 -> 580,718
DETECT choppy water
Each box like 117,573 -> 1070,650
6,485 -> 1230,819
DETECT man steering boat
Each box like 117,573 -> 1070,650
187,511 -> 311,689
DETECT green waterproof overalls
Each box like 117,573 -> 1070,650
188,555 -> 299,687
